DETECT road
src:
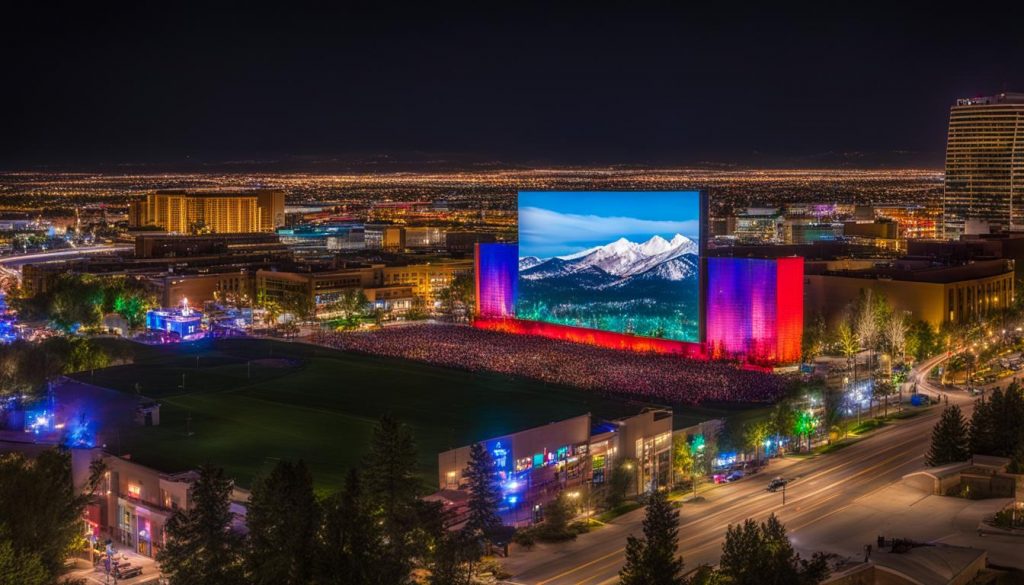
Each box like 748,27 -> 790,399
0,244 -> 132,269
506,353 -> 965,585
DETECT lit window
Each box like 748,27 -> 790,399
128,483 -> 142,498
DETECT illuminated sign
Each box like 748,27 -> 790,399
517,191 -> 703,343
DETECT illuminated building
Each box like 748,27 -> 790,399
804,258 -> 1014,329
134,232 -> 285,259
363,224 -> 405,250
704,257 -> 804,365
874,205 -> 941,240
943,92 -> 1024,239
475,243 -> 517,318
255,259 -> 472,315
437,410 -> 672,505
145,299 -> 204,341
733,208 -> 783,243
128,189 -> 286,233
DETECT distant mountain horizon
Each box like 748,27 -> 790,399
520,234 -> 697,282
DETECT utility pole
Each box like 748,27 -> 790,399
782,481 -> 787,506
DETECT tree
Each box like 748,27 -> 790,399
439,273 -> 475,322
673,434 -> 694,484
743,421 -> 771,465
926,405 -> 970,466
363,416 -> 422,584
429,529 -> 476,585
968,385 -> 1024,458
872,379 -> 896,419
855,291 -> 879,370
158,465 -> 243,585
836,320 -> 859,380
802,314 -> 828,362
463,443 -> 503,544
317,469 -> 381,585
405,295 -> 429,321
884,311 -> 909,365
0,449 -> 101,581
907,320 -> 939,362
0,533 -> 48,585
718,515 -> 831,585
537,491 -> 575,541
605,460 -> 635,509
619,490 -> 686,585
245,460 -> 318,585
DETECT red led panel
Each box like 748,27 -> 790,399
474,317 -> 706,359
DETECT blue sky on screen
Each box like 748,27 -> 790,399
518,191 -> 701,258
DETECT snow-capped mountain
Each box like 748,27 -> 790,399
521,234 -> 697,282
518,256 -> 543,271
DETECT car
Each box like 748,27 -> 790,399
725,470 -> 744,483
767,477 -> 788,492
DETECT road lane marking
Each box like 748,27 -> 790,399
534,445 -> 925,584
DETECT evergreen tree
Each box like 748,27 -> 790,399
718,515 -> 831,585
926,405 -> 970,466
968,394 -> 996,455
363,416 -> 422,584
619,490 -> 686,585
0,449 -> 100,580
0,533 -> 48,585
463,443 -> 503,542
317,469 -> 381,585
245,460 -> 318,585
159,465 -> 243,585
429,528 -> 476,585
537,492 -> 575,541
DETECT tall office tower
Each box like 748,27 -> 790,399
129,189 -> 286,233
943,92 -> 1024,239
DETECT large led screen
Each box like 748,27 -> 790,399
517,191 -> 703,343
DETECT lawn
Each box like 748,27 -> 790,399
77,338 -> 657,491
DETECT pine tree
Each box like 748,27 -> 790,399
718,514 -> 831,585
537,491 -> 575,541
619,491 -> 686,585
158,465 -> 244,585
317,469 -> 381,585
968,394 -> 996,455
363,416 -> 422,584
926,405 -> 970,466
463,443 -> 503,542
245,460 -> 318,585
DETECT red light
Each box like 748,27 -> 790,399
474,318 -> 706,358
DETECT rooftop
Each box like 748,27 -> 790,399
956,92 -> 1024,106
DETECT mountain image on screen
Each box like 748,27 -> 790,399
517,234 -> 700,342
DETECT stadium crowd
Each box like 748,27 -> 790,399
311,324 -> 786,404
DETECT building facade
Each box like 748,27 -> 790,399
255,259 -> 472,314
129,189 -> 286,234
943,93 -> 1024,239
804,258 -> 1015,329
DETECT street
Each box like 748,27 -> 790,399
503,354 -> 992,584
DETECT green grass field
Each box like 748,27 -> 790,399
76,337 -> 772,492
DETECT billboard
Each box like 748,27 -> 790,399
517,191 -> 703,343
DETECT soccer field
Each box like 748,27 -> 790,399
77,338 -> 652,491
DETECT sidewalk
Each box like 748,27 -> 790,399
64,550 -> 161,585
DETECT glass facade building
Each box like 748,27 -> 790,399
943,93 -> 1024,239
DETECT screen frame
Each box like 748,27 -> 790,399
514,189 -> 709,346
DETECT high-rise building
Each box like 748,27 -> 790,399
128,189 -> 286,234
942,92 -> 1024,239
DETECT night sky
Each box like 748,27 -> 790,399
4,4 -> 1023,170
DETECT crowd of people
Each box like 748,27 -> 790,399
311,324 -> 786,405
